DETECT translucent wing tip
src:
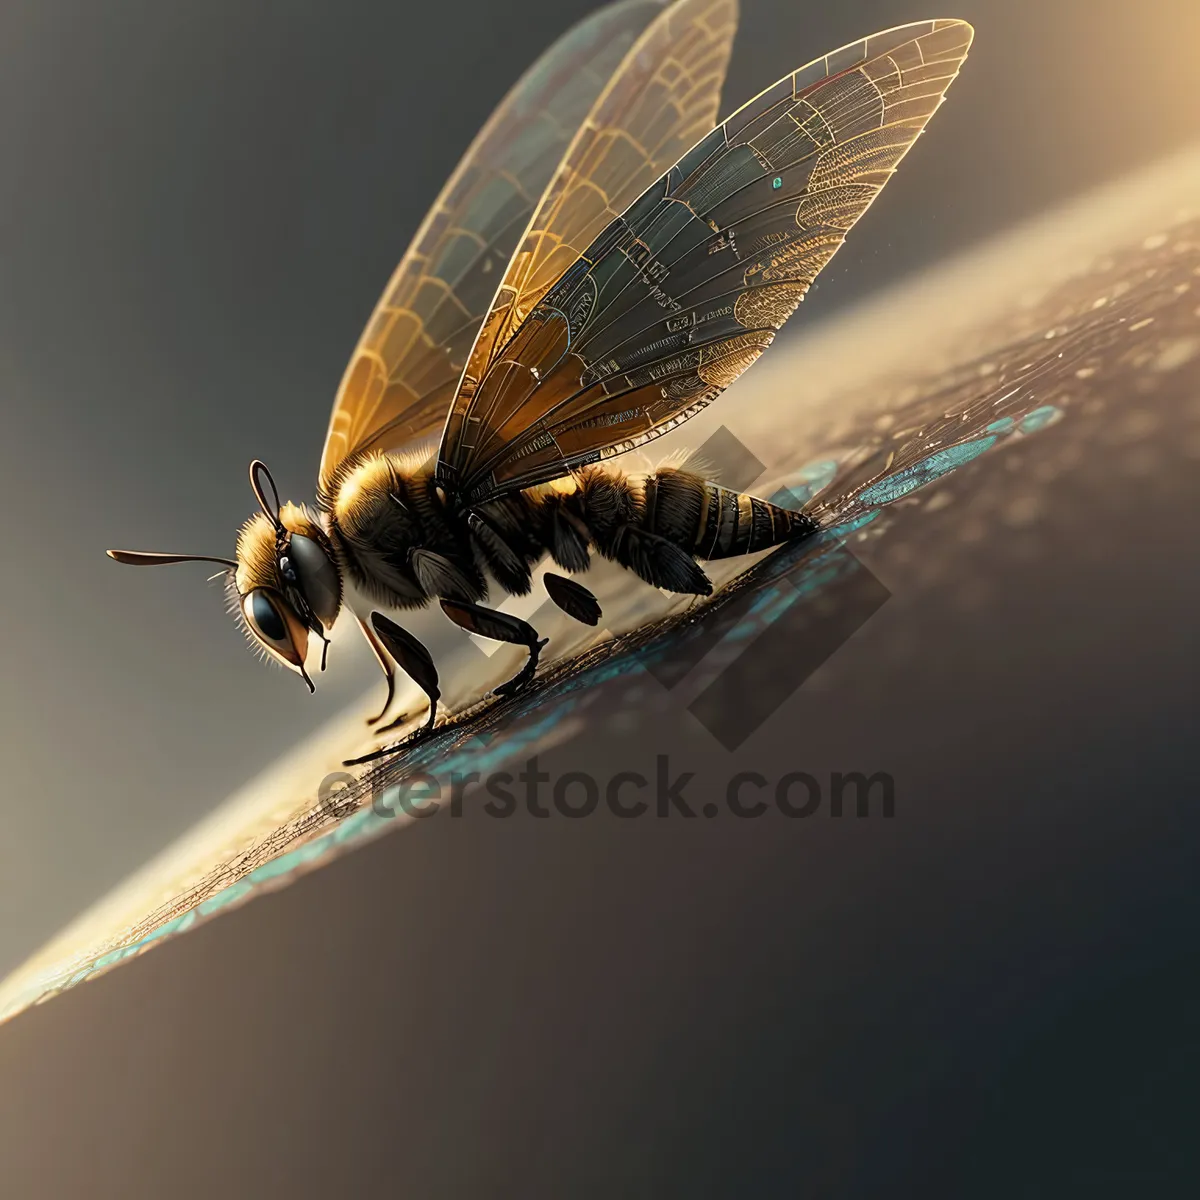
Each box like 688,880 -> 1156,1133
865,17 -> 974,61
931,17 -> 975,53
879,16 -> 974,51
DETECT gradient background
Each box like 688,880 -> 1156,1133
0,0 -> 1198,1195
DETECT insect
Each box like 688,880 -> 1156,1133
108,1 -> 972,736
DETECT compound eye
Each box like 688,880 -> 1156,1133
242,588 -> 308,668
288,533 -> 340,628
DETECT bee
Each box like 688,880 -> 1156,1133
108,2 -> 971,736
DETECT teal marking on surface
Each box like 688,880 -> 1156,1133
1019,404 -> 1063,433
772,176 -> 783,189
772,458 -> 839,506
197,880 -> 253,917
247,839 -> 328,884
137,913 -> 189,945
986,416 -> 1016,433
857,437 -> 997,506
800,459 -> 839,492
747,586 -> 788,620
331,809 -> 376,844
823,509 -> 881,540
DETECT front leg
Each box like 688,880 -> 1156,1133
355,614 -> 396,726
370,613 -> 441,736
440,598 -> 548,698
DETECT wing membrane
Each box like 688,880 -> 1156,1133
318,0 -> 674,488
451,0 -> 739,416
437,20 -> 973,504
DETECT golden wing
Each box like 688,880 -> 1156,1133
317,0 -> 677,490
437,20 -> 973,504
451,0 -> 739,413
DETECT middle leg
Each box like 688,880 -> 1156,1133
440,598 -> 549,698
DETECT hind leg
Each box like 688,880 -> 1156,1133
440,598 -> 549,698
612,524 -> 713,594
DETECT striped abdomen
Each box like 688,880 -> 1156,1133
642,468 -> 817,560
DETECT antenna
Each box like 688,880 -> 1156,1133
107,550 -> 238,569
249,460 -> 283,529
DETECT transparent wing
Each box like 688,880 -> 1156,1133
449,0 -> 739,419
437,19 -> 973,504
318,0 -> 673,489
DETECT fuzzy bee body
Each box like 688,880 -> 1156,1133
315,454 -> 816,617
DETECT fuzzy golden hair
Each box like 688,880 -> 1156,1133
322,448 -> 430,538
327,453 -> 399,537
233,502 -> 328,594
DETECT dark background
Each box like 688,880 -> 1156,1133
1,0 -> 1198,1195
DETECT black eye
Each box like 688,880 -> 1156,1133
241,587 -> 309,673
288,533 -> 341,627
250,590 -> 287,643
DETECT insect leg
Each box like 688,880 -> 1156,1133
544,572 -> 601,625
439,598 -> 548,698
467,510 -> 534,595
355,614 -> 396,726
547,504 -> 591,572
612,524 -> 713,595
369,613 -> 441,736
